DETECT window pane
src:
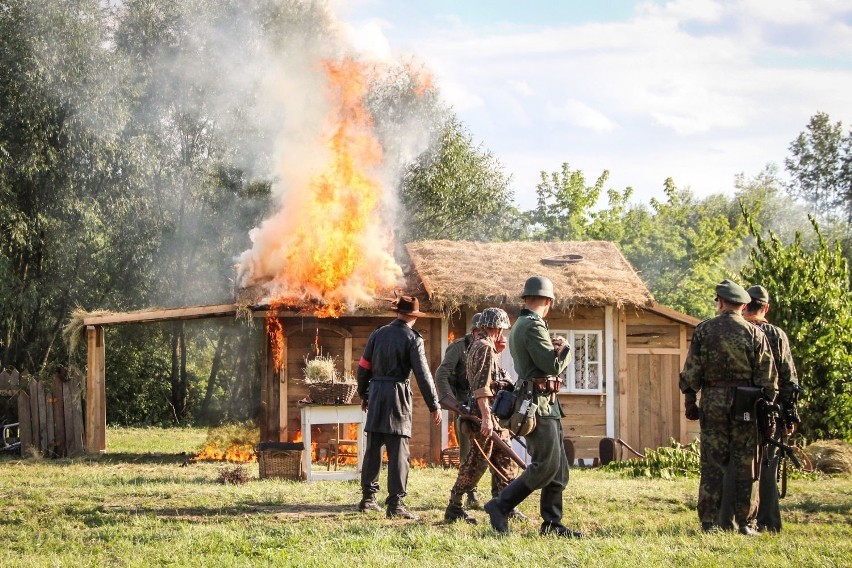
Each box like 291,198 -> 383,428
588,363 -> 599,390
587,334 -> 599,361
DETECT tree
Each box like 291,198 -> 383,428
399,114 -> 514,242
525,164 -> 606,240
740,213 -> 852,441
785,111 -> 852,222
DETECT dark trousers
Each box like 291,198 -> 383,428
517,417 -> 569,523
361,431 -> 409,506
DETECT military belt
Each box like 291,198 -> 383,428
372,376 -> 410,383
705,380 -> 752,388
532,376 -> 563,394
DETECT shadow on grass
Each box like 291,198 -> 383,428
785,496 -> 852,516
0,451 -> 195,466
92,502 -> 359,522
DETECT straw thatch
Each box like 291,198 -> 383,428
804,440 -> 852,474
405,240 -> 654,313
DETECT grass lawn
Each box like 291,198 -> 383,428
1,427 -> 850,567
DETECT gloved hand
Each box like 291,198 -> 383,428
762,416 -> 777,440
684,400 -> 699,421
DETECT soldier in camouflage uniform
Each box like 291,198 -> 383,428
680,279 -> 778,535
444,308 -> 519,524
484,276 -> 579,537
719,285 -> 801,532
435,313 -> 482,509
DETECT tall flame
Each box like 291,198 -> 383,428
238,58 -> 404,316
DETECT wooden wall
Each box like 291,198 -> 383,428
620,309 -> 695,454
263,315 -> 445,463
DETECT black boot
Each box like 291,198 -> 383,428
357,495 -> 382,512
387,500 -> 419,520
484,480 -> 534,534
445,491 -> 477,524
539,485 -> 581,537
465,489 -> 482,510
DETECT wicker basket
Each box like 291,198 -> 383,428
257,442 -> 304,480
308,382 -> 357,405
440,447 -> 461,468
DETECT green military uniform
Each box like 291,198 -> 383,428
434,334 -> 474,462
485,306 -> 572,535
680,281 -> 778,531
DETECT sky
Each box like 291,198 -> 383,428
332,0 -> 852,209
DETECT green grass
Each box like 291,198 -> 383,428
1,427 -> 850,567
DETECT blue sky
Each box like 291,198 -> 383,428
332,0 -> 852,209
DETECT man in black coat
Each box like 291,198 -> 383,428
356,296 -> 442,520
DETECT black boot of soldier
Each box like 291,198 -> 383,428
465,489 -> 482,510
484,480 -> 534,534
539,485 -> 581,538
445,491 -> 477,524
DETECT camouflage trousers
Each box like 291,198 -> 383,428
698,411 -> 758,525
451,422 -> 516,497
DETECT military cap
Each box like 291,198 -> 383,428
747,285 -> 770,304
715,279 -> 751,304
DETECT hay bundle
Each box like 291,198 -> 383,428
804,440 -> 852,474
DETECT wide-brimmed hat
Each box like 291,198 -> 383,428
392,295 -> 426,316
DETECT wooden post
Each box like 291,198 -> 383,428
28,379 -> 41,452
18,389 -> 32,453
52,374 -> 66,458
278,333 -> 288,442
86,325 -> 106,453
428,317 -> 442,465
678,324 -> 688,444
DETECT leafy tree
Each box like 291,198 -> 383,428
525,164 -> 607,240
785,111 -> 852,222
740,213 -> 852,441
399,114 -> 514,242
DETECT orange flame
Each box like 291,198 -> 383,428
447,421 -> 458,448
238,57 -> 404,315
448,330 -> 456,343
267,317 -> 285,372
193,442 -> 257,463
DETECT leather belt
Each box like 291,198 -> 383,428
705,380 -> 751,388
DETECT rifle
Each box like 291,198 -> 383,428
439,394 -> 527,470
756,398 -> 809,497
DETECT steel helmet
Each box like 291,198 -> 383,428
479,307 -> 510,329
471,312 -> 482,331
521,275 -> 555,300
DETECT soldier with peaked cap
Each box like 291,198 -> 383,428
484,276 -> 580,537
356,296 -> 442,520
679,279 -> 778,535
435,312 -> 482,509
719,284 -> 801,532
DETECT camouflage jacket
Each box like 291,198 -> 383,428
750,318 -> 799,408
509,308 -> 570,418
679,310 -> 778,414
466,331 -> 500,403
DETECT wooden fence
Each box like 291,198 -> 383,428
0,368 -> 85,457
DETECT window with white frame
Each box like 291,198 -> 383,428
551,330 -> 604,394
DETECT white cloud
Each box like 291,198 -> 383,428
548,99 -> 617,133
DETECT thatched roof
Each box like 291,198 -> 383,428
404,240 -> 654,312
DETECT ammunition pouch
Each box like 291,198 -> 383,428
506,380 -> 537,436
491,390 -> 516,421
731,386 -> 763,422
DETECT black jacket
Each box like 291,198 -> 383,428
357,319 -> 440,436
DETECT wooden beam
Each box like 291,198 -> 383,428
85,325 -> 106,454
678,324 -> 689,444
279,333 -> 289,442
82,304 -> 239,326
625,347 -> 683,355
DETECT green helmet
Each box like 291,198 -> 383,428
479,307 -> 510,329
471,312 -> 482,331
521,275 -> 555,300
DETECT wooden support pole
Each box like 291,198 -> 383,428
86,325 -> 106,454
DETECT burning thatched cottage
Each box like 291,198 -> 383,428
80,239 -> 699,465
